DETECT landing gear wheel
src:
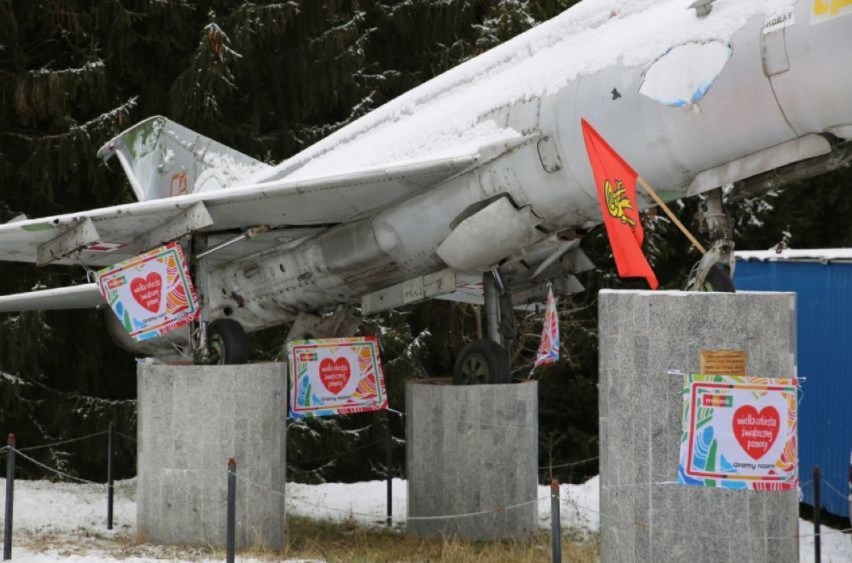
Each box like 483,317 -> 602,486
207,319 -> 249,364
705,264 -> 735,292
453,339 -> 511,385
683,263 -> 735,292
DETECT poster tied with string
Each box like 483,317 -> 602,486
287,337 -> 388,418
678,374 -> 798,490
96,242 -> 199,342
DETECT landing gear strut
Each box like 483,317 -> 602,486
453,269 -> 514,385
684,188 -> 736,292
683,240 -> 736,292
190,233 -> 250,365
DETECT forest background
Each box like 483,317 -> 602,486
1,0 -> 850,486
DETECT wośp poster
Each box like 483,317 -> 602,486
678,374 -> 798,491
287,337 -> 388,418
96,242 -> 200,342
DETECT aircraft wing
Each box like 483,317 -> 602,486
0,284 -> 103,313
0,132 -> 530,269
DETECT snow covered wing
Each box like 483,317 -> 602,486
0,284 -> 103,312
0,133 -> 525,267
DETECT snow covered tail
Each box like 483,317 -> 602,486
96,116 -> 270,202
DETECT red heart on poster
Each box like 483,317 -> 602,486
130,273 -> 163,313
732,405 -> 780,460
319,357 -> 351,395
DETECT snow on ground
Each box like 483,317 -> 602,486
0,475 -> 850,562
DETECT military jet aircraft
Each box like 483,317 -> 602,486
0,0 -> 851,383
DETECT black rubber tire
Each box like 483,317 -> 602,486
453,339 -> 511,385
207,318 -> 249,365
705,264 -> 736,292
683,263 -> 736,293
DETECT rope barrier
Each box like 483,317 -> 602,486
288,439 -> 385,465
407,496 -> 550,521
11,448 -> 105,486
540,455 -> 599,470
596,367 -> 804,380
2,421 -> 846,548
286,494 -> 382,519
236,470 -> 550,522
17,430 -> 109,452
232,470 -> 382,519
601,480 -> 680,489
820,478 -> 850,503
228,470 -> 285,498
113,431 -> 136,443
558,491 -> 852,541
1,452 -> 846,546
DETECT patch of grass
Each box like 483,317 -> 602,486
10,517 -> 598,561
275,515 -> 599,562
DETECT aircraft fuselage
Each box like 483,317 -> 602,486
205,0 -> 852,333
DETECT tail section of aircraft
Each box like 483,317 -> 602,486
96,116 -> 270,202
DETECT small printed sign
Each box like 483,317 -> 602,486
678,374 -> 798,491
287,337 -> 388,418
96,242 -> 200,341
700,349 -> 747,376
764,10 -> 794,33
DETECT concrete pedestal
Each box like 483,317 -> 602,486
137,362 -> 286,549
406,379 -> 538,540
599,290 -> 798,562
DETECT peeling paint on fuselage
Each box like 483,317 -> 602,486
638,40 -> 732,107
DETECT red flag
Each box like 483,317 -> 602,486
581,119 -> 658,289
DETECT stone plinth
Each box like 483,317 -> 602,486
406,379 -> 538,540
599,290 -> 798,562
137,362 -> 286,549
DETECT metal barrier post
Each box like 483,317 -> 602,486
227,457 -> 236,563
550,479 -> 561,563
4,434 -> 15,561
813,465 -> 821,563
386,413 -> 392,527
107,423 -> 114,530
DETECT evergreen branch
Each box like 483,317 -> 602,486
27,59 -> 104,76
308,11 -> 366,48
291,90 -> 377,147
233,2 -> 299,14
203,23 -> 243,59
0,96 -> 137,141
0,59 -> 105,80
24,376 -> 136,408
354,69 -> 402,82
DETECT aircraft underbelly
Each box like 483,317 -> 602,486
204,160 -> 571,331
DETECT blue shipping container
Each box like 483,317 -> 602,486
735,249 -> 852,517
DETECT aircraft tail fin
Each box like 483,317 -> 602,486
96,116 -> 270,202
